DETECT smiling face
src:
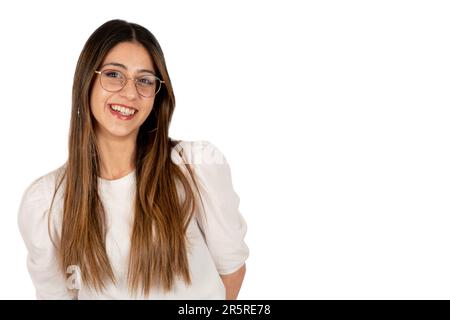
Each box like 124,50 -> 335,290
90,41 -> 157,140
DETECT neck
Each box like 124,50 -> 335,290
95,130 -> 137,180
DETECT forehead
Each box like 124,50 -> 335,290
101,42 -> 154,72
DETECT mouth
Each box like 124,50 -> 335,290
108,103 -> 138,120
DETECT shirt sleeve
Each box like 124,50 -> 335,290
184,141 -> 250,275
17,175 -> 76,300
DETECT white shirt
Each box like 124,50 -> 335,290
18,140 -> 249,299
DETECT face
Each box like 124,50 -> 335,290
90,41 -> 157,140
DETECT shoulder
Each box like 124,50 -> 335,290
171,139 -> 228,166
18,164 -> 67,237
20,164 -> 66,204
171,140 -> 237,201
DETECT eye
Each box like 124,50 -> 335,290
138,77 -> 156,86
104,70 -> 123,78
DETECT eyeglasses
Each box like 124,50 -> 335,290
94,69 -> 165,98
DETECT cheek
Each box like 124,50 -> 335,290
140,103 -> 155,122
90,84 -> 112,117
134,98 -> 154,119
90,83 -> 105,109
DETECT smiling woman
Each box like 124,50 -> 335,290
17,19 -> 249,300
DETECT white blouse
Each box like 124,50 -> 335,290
18,140 -> 249,299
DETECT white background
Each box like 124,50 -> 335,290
1,0 -> 449,299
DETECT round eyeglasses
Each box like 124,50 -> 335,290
94,69 -> 165,98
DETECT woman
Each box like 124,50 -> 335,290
18,19 -> 249,299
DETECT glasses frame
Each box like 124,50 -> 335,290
94,69 -> 165,98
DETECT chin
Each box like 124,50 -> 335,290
94,117 -> 140,139
108,127 -> 138,138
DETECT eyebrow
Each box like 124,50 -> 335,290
100,62 -> 156,75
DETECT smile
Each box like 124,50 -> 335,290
108,104 -> 138,120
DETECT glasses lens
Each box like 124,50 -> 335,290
136,75 -> 161,97
101,70 -> 125,92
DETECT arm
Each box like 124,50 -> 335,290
181,141 -> 250,300
18,176 -> 76,300
220,263 -> 246,300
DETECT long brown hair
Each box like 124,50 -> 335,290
49,19 -> 203,297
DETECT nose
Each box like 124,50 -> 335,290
119,78 -> 139,100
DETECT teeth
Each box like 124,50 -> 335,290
110,104 -> 136,116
